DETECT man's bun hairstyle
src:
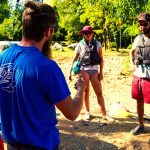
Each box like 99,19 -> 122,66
22,1 -> 56,41
24,1 -> 40,12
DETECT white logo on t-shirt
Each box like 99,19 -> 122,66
0,63 -> 22,93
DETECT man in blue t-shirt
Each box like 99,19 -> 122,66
0,1 -> 85,150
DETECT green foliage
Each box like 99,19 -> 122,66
0,16 -> 22,40
0,18 -> 14,40
0,1 -> 23,40
124,23 -> 140,37
108,42 -> 117,50
1,0 -> 150,48
56,0 -> 83,41
0,1 -> 9,23
127,44 -> 132,49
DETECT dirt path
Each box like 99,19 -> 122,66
3,55 -> 149,150
57,55 -> 150,150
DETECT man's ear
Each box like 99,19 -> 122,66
45,28 -> 53,38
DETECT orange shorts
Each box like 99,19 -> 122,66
132,76 -> 150,104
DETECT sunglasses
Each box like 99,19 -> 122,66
84,32 -> 92,36
139,22 -> 149,27
48,25 -> 58,33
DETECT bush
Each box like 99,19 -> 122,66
127,44 -> 132,49
108,42 -> 117,50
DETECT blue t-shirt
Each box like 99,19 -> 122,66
0,45 -> 71,149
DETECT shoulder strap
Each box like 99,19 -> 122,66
139,34 -> 145,56
141,34 -> 145,47
79,40 -> 88,62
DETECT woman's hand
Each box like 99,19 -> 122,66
69,74 -> 72,81
98,72 -> 103,81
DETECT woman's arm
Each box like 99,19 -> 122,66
98,47 -> 104,81
69,53 -> 80,80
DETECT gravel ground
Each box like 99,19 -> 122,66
4,55 -> 150,150
57,55 -> 150,150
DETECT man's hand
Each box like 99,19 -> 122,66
76,74 -> 85,91
130,64 -> 136,72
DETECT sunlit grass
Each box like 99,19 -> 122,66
51,47 -> 74,61
103,48 -> 130,56
52,47 -> 130,60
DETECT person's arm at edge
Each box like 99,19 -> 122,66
98,47 -> 104,81
56,76 -> 85,121
69,53 -> 80,80
130,47 -> 136,71
130,36 -> 138,71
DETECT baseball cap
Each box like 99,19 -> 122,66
138,13 -> 150,22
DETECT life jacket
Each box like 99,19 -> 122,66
134,34 -> 150,65
79,39 -> 101,66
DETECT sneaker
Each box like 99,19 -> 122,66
102,115 -> 114,122
130,125 -> 145,135
99,123 -> 107,127
74,82 -> 77,90
84,112 -> 90,120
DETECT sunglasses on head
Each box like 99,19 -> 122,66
139,22 -> 149,27
48,25 -> 58,33
84,32 -> 92,35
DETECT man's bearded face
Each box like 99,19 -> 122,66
138,21 -> 150,34
42,38 -> 52,58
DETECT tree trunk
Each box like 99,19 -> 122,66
104,28 -> 107,51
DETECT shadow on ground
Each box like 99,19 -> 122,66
57,116 -> 150,150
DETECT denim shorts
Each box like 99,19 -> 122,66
132,76 -> 150,104
86,70 -> 97,77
